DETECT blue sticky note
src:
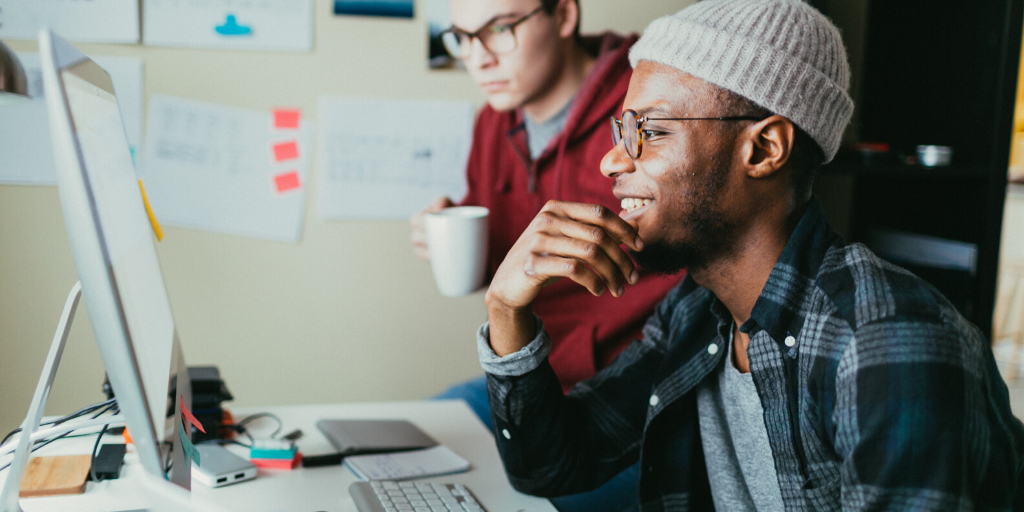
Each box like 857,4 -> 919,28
215,14 -> 253,36
178,422 -> 201,467
250,446 -> 297,460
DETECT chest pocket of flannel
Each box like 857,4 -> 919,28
800,473 -> 840,510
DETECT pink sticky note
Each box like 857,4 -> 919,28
272,141 -> 299,162
273,109 -> 301,129
274,171 -> 301,193
180,395 -> 206,433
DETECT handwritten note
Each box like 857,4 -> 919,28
0,0 -> 139,43
139,94 -> 311,243
317,96 -> 473,220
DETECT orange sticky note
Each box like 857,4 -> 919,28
138,180 -> 164,241
274,171 -> 301,193
180,395 -> 206,434
272,141 -> 299,162
273,109 -> 301,129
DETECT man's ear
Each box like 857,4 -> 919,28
556,0 -> 579,40
743,115 -> 794,179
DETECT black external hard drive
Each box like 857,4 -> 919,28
92,443 -> 127,480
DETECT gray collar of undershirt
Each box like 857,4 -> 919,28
522,96 -> 575,160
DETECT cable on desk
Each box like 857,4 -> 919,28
0,401 -> 119,473
234,412 -> 283,439
196,438 -> 253,449
200,411 -> 285,448
0,398 -> 116,449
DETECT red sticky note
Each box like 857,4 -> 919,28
272,141 -> 299,162
273,109 -> 301,129
252,452 -> 302,470
274,171 -> 301,193
180,395 -> 206,434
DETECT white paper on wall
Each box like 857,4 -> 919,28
0,0 -> 139,43
138,94 -> 311,243
317,96 -> 473,220
0,54 -> 144,185
143,0 -> 313,53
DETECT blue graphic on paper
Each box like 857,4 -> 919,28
215,14 -> 252,36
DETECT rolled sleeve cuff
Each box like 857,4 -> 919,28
476,315 -> 551,377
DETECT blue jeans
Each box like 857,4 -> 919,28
434,376 -> 640,512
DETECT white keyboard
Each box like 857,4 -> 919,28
349,481 -> 487,512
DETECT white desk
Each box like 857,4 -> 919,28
1,400 -> 556,512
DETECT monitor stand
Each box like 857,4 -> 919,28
0,282 -> 122,512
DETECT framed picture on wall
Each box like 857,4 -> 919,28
427,0 -> 456,69
334,0 -> 413,18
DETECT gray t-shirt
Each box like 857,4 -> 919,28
696,325 -> 784,511
522,97 -> 573,160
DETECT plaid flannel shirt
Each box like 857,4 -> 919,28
479,198 -> 1024,511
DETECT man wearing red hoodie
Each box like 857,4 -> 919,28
411,1 -> 683,510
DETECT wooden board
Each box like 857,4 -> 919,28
19,455 -> 91,497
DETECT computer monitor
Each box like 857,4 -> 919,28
38,30 -> 192,487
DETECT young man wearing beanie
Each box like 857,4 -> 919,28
477,0 -> 1024,510
410,0 -> 684,510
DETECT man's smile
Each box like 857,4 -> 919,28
618,196 -> 653,221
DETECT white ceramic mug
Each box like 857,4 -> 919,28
424,206 -> 489,297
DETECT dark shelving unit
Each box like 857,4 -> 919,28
815,0 -> 1024,338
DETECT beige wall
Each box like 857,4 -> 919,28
996,185 -> 1024,343
0,0 -> 694,437
1001,185 -> 1024,274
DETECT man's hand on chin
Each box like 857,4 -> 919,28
484,200 -> 645,356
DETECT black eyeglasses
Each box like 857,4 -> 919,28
439,6 -> 545,59
610,109 -> 766,160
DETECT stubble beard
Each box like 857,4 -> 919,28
629,156 -> 739,276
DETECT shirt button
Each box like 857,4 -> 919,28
649,395 -> 659,407
785,335 -> 796,347
501,429 -> 511,440
707,343 -> 719,355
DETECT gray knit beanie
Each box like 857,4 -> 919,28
629,0 -> 854,163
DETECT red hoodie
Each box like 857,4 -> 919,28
460,32 -> 686,393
